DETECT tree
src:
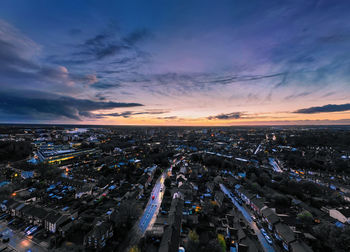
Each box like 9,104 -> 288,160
314,222 -> 350,252
202,239 -> 222,252
164,177 -> 171,188
154,168 -> 162,178
217,234 -> 226,252
272,193 -> 291,207
129,245 -> 140,252
112,200 -> 141,231
0,141 -> 32,161
187,230 -> 200,252
297,210 -> 313,225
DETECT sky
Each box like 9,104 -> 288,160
1,0 -> 350,126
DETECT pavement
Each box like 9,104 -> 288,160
220,184 -> 276,252
0,221 -> 47,252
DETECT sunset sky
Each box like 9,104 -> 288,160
1,0 -> 350,125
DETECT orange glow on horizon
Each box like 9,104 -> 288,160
74,111 -> 350,126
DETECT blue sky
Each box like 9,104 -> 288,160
1,0 -> 350,125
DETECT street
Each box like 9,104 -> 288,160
220,184 -> 276,252
138,174 -> 165,234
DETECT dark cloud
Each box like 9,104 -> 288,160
294,103 -> 350,114
96,110 -> 168,118
208,112 -> 243,120
0,90 -> 143,121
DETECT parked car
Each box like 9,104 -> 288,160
26,226 -> 38,236
251,215 -> 257,222
24,225 -> 33,233
265,235 -> 273,245
0,214 -> 8,220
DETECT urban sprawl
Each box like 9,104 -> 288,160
0,126 -> 349,252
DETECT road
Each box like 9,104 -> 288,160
220,184 -> 275,252
269,158 -> 283,173
122,161 -> 174,251
0,221 -> 47,252
138,174 -> 165,234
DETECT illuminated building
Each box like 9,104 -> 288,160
36,145 -> 99,164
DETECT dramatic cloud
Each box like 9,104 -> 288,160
1,0 -> 350,125
0,90 -> 143,121
294,103 -> 350,114
0,19 -> 98,90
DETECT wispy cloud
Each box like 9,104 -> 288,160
285,91 -> 312,101
50,28 -> 151,65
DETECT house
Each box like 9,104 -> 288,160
329,207 -> 350,224
84,220 -> 113,249
13,203 -> 26,217
75,184 -> 93,199
250,197 -> 266,216
262,208 -> 280,231
21,205 -> 49,225
214,191 -> 225,208
7,200 -> 21,217
45,211 -> 70,233
206,182 -> 215,193
274,222 -> 296,251
290,240 -> 313,252
179,181 -> 193,201
237,188 -> 254,205
159,196 -> 184,252
1,199 -> 17,212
